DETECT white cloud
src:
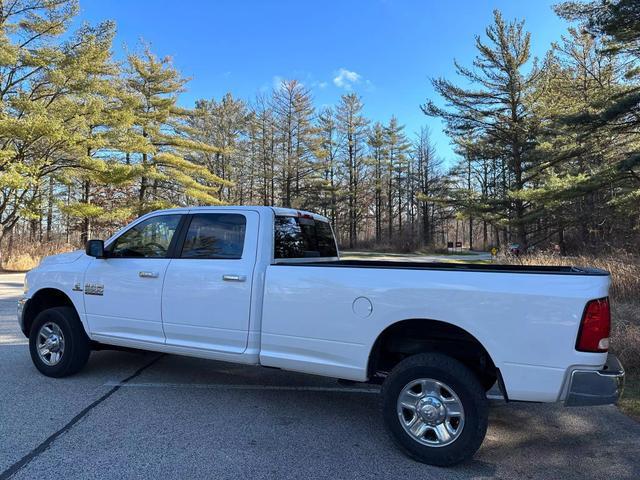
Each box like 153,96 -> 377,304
333,68 -> 361,89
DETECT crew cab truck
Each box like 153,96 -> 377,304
18,206 -> 624,466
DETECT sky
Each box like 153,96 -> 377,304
73,0 -> 570,164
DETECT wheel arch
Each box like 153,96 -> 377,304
367,318 -> 500,391
23,288 -> 84,337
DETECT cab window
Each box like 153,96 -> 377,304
110,215 -> 181,258
180,214 -> 246,259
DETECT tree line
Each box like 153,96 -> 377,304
1,0 -> 638,256
426,1 -> 640,254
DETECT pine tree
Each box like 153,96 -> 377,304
53,21 -> 143,242
524,27 -> 624,251
126,47 -> 224,213
555,0 -> 640,243
251,93 -> 277,205
336,93 -> 368,248
190,93 -> 251,202
0,0 -> 79,244
317,107 -> 341,226
271,79 -> 315,208
413,127 -> 443,246
423,10 -> 539,249
384,117 -> 411,237
368,123 -> 386,242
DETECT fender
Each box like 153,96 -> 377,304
24,258 -> 92,336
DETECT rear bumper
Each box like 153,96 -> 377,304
565,354 -> 625,407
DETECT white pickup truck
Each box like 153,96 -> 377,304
18,206 -> 624,466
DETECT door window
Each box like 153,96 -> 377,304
180,214 -> 246,259
109,215 -> 181,258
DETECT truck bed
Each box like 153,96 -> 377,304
263,256 -> 611,401
279,259 -> 609,276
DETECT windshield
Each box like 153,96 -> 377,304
274,216 -> 338,259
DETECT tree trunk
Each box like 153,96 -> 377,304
80,179 -> 91,245
558,227 -> 566,256
46,176 -> 53,241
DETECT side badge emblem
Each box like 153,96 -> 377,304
84,283 -> 104,296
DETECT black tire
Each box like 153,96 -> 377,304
29,306 -> 91,378
381,353 -> 488,466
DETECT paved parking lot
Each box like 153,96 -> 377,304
1,272 -> 639,479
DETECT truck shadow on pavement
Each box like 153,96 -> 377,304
93,353 -> 640,479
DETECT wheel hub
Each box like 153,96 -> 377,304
44,335 -> 61,352
417,396 -> 446,425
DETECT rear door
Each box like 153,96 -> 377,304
161,210 -> 259,353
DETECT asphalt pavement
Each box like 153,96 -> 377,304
1,272 -> 638,480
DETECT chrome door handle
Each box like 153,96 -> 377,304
222,274 -> 246,282
139,271 -> 159,278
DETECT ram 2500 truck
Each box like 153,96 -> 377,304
18,206 -> 624,466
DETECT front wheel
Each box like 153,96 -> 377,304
29,306 -> 91,378
381,353 -> 488,466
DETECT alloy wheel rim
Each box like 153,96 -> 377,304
396,378 -> 465,447
36,322 -> 65,366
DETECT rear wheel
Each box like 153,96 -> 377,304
29,306 -> 90,378
381,352 -> 488,466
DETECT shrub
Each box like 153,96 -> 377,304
1,242 -> 75,272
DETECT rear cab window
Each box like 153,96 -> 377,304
180,214 -> 246,259
274,215 -> 338,260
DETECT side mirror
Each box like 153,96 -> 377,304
85,239 -> 105,258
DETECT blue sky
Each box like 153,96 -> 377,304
74,0 -> 569,164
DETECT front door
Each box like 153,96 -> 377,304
162,211 -> 258,353
84,213 -> 183,344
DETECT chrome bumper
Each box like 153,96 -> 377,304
565,354 -> 625,407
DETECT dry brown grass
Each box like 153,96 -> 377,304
499,252 -> 640,303
610,302 -> 640,372
621,373 -> 640,422
1,242 -> 75,272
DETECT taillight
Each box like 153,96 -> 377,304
576,297 -> 611,352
